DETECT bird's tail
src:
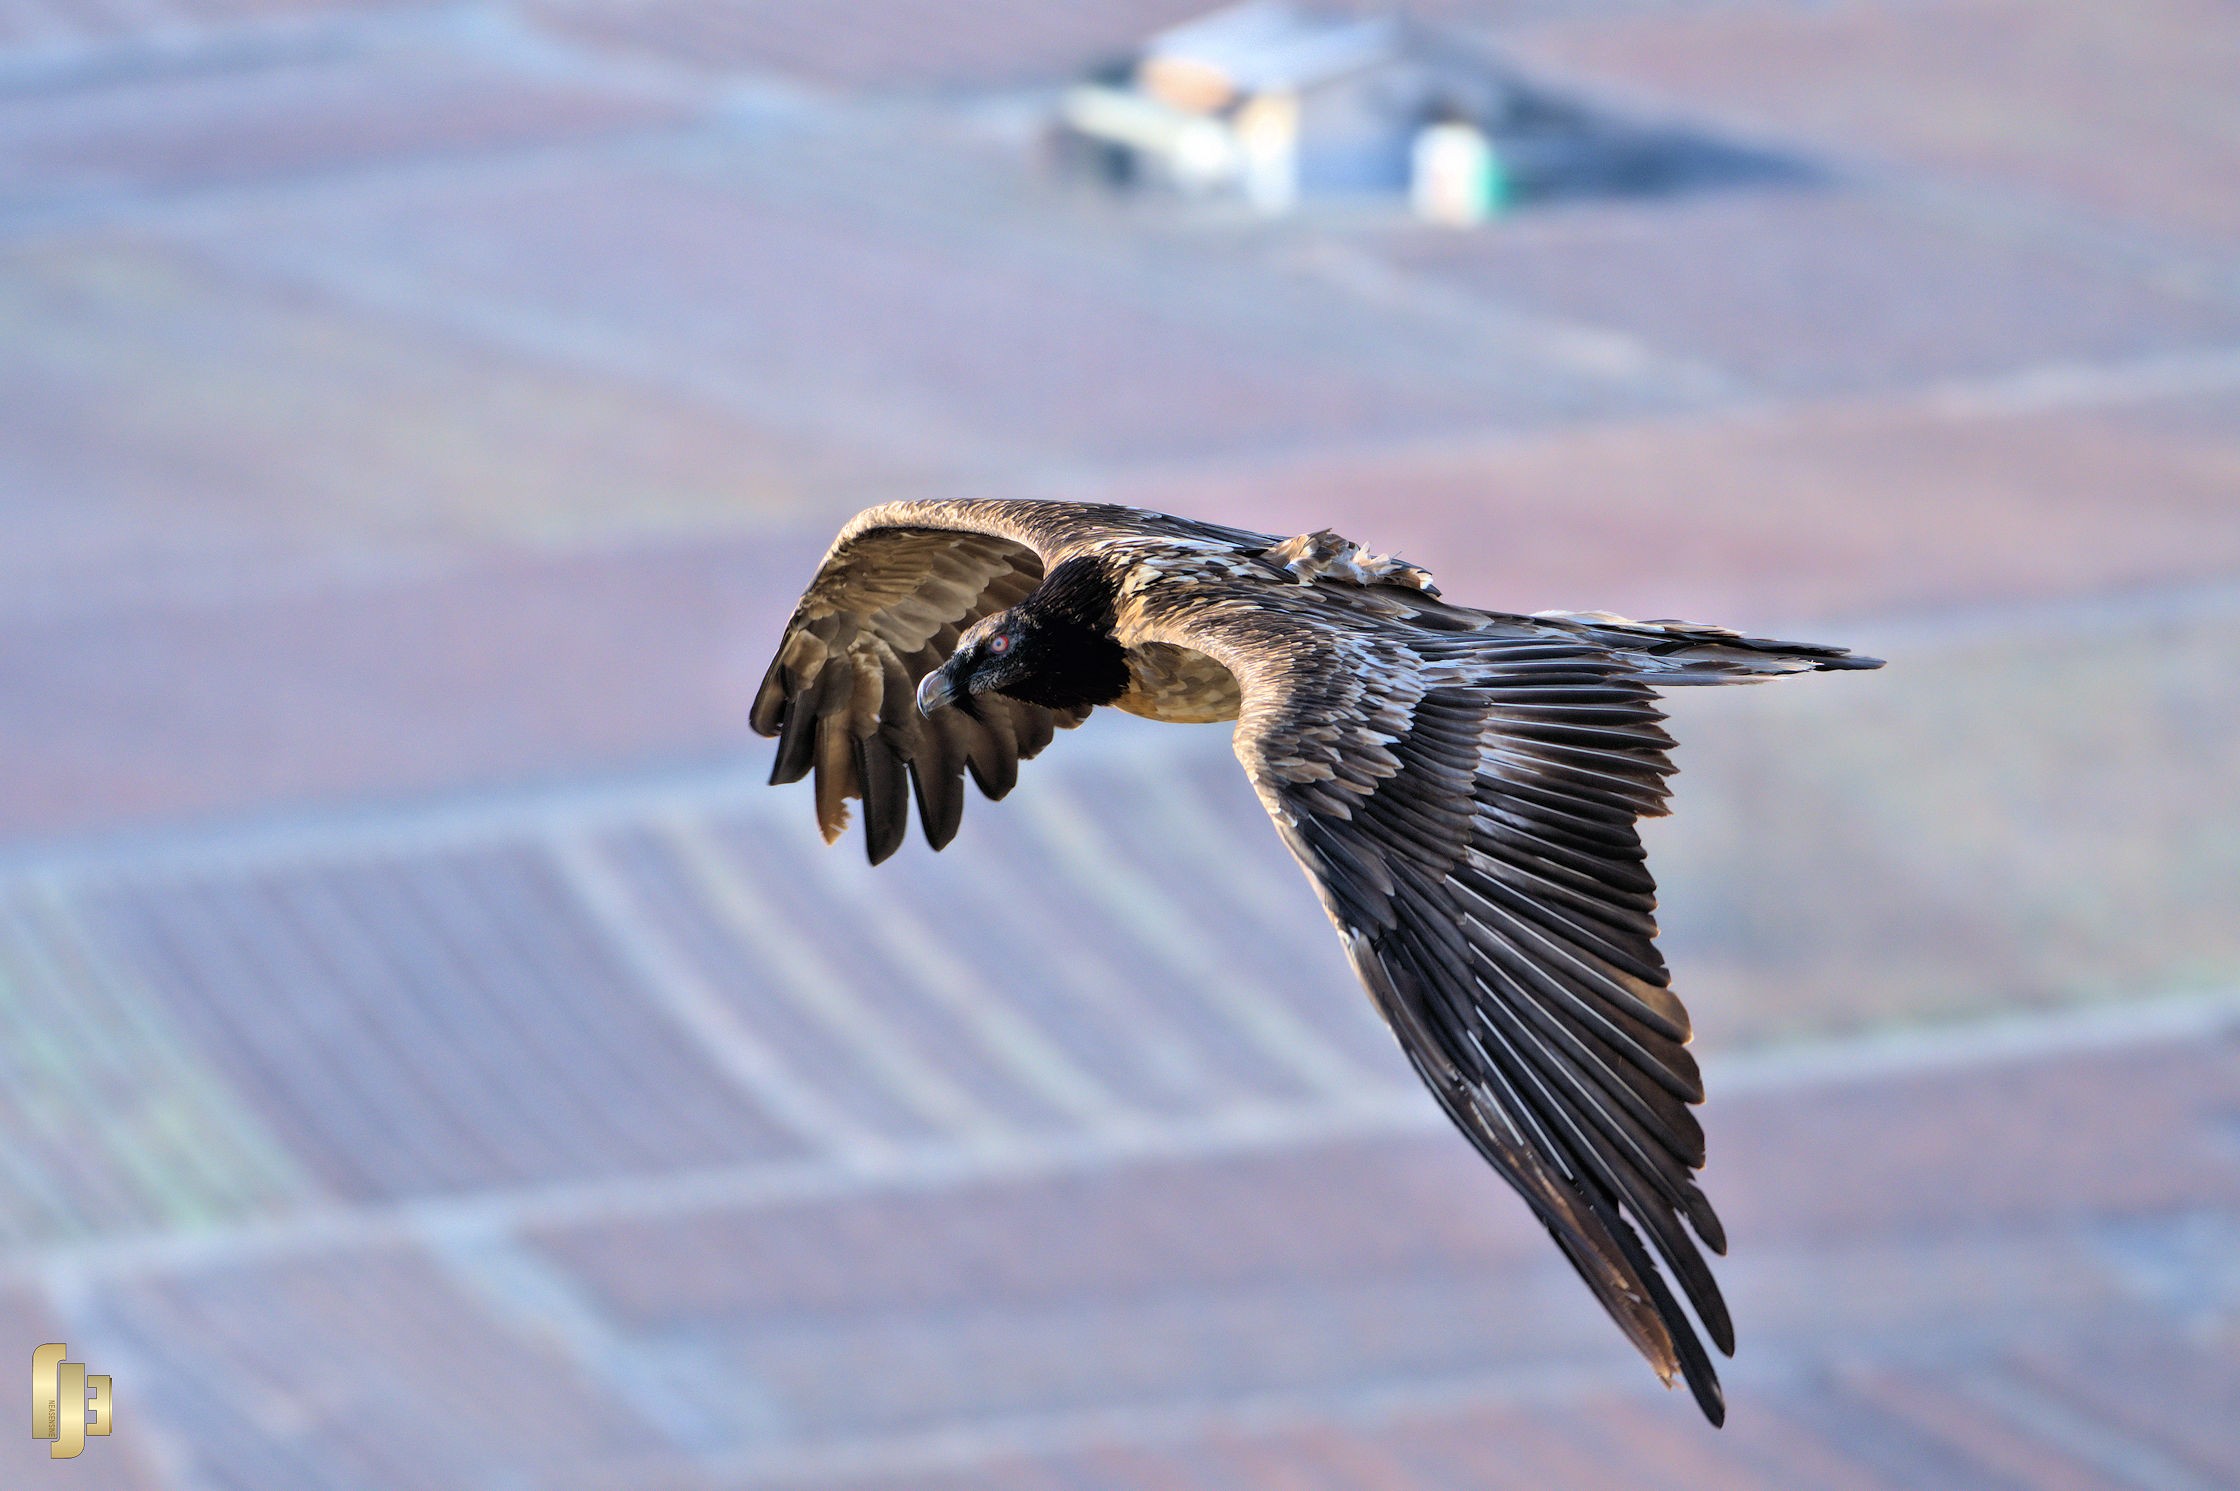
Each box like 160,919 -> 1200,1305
1528,610 -> 1885,686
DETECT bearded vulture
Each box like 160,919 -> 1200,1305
753,499 -> 1881,1424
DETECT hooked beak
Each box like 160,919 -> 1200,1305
916,663 -> 964,718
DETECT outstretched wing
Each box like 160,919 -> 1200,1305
753,503 -> 1064,862
753,499 -> 1277,862
1180,601 -> 1735,1424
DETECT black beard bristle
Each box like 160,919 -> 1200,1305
990,558 -> 1131,712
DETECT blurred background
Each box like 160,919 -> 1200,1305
3,1 -> 2238,1486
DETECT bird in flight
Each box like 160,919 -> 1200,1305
754,499 -> 1881,1424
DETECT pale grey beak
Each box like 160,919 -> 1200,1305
916,667 -> 960,717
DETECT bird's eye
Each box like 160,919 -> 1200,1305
987,634 -> 1011,654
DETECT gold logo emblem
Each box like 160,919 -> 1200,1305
31,1344 -> 111,1459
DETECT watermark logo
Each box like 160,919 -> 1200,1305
31,1344 -> 111,1459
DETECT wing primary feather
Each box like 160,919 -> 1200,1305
1480,696 -> 1657,720
910,713 -> 970,851
1478,772 -> 1645,829
854,734 -> 911,865
1475,796 -> 1645,858
1468,845 -> 1660,936
1453,866 -> 1667,987
1471,951 -> 1706,1163
1454,863 -> 1667,984
1460,916 -> 1703,1106
805,654 -> 867,843
768,694 -> 818,785
1481,748 -> 1671,814
1356,874 -> 1482,1066
1350,795 -> 1471,874
1013,701 -> 1057,759
750,656 -> 793,737
1492,720 -> 1676,756
1438,911 -> 1732,1348
1397,922 -> 1729,1396
812,716 -> 856,845
1479,689 -> 1659,712
1502,1028 -> 1731,1359
1384,882 -> 1700,1195
1425,927 -> 1733,1357
963,714 -> 1021,800
1575,1174 -> 1729,1425
1474,798 -> 1653,879
1468,958 -> 1727,1264
1450,874 -> 1685,1036
1380,929 -> 1707,1396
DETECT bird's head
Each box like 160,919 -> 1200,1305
916,610 -> 1040,720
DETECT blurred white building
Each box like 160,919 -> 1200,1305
1057,3 -> 1512,220
1053,2 -> 1793,223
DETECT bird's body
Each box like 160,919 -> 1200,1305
755,498 -> 1882,1425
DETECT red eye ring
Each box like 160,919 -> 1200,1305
987,635 -> 1011,654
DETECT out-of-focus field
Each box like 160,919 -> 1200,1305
1,2 -> 2236,1487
